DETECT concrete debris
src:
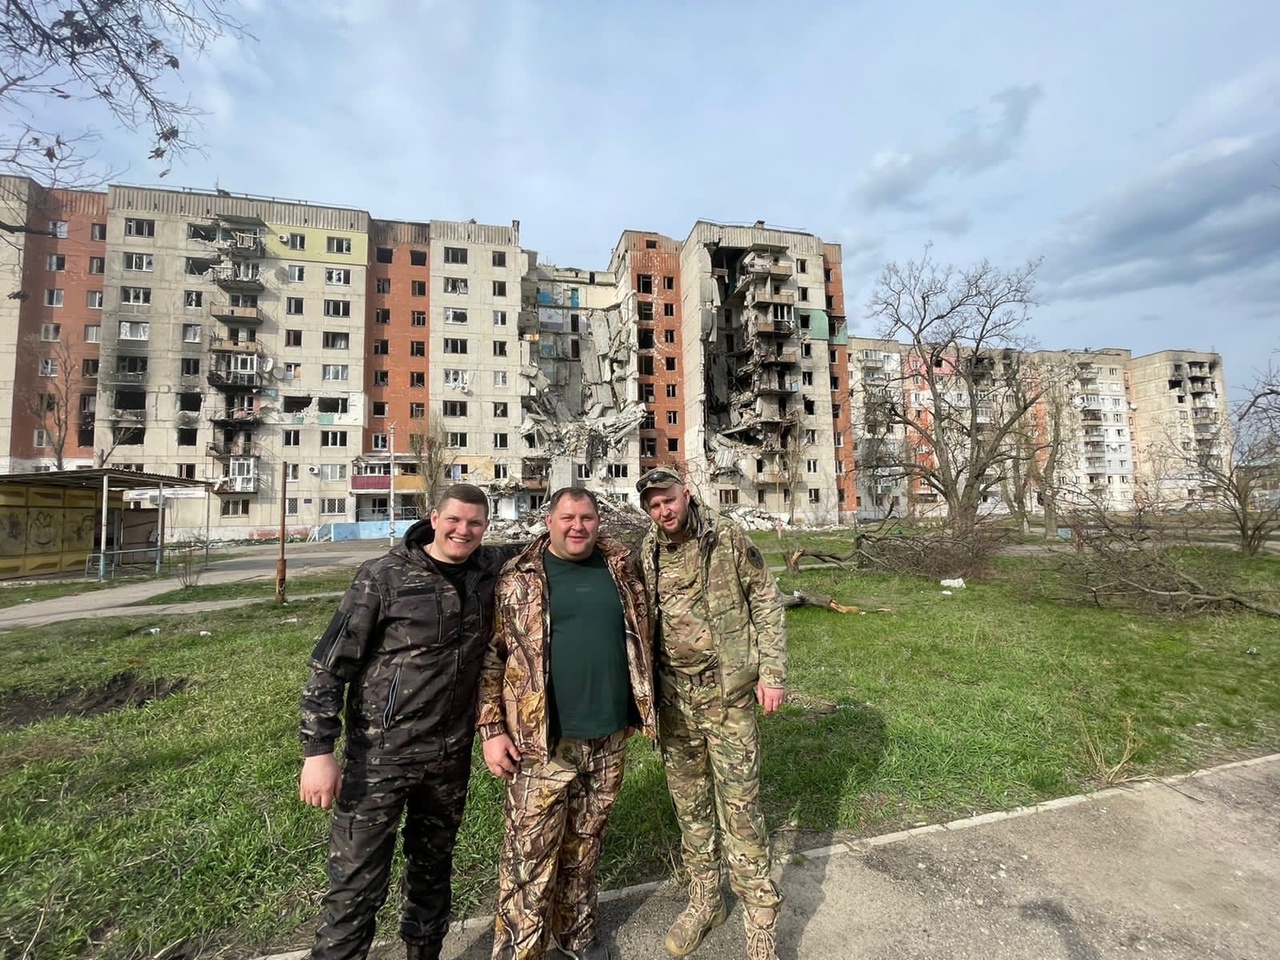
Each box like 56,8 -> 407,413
940,578 -> 967,589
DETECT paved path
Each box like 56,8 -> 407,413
0,540 -> 386,631
265,754 -> 1280,960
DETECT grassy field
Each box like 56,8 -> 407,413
1,553 -> 1277,959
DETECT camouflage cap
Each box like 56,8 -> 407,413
635,466 -> 683,499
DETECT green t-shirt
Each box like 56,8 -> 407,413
545,547 -> 631,740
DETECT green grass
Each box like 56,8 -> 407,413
1,552 -> 1278,958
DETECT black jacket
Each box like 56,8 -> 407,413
299,519 -> 522,760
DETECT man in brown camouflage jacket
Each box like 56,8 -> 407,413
298,484 -> 523,960
636,467 -> 787,960
478,487 -> 656,960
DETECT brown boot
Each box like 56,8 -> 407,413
664,872 -> 727,957
744,907 -> 778,960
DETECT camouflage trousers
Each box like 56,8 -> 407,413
309,748 -> 473,960
658,669 -> 781,910
492,730 -> 628,960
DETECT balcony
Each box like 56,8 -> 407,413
214,233 -> 265,258
754,317 -> 795,337
101,369 -> 148,385
759,348 -> 800,365
206,370 -> 261,390
211,303 -> 262,324
744,284 -> 796,309
351,474 -> 391,491
757,378 -> 799,396
208,335 -> 259,355
207,441 -> 259,458
209,407 -> 262,425
212,474 -> 259,494
754,471 -> 788,485
210,263 -> 264,292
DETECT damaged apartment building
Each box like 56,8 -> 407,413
2,174 -> 856,538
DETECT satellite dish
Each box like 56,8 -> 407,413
269,367 -> 282,380
261,356 -> 276,372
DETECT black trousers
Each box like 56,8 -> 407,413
309,748 -> 473,960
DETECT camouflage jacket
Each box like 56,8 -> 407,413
639,500 -> 787,697
476,535 -> 657,763
299,518 -> 523,760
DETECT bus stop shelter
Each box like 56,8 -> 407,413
0,469 -> 209,580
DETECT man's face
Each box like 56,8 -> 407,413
546,495 -> 601,562
643,484 -> 691,538
429,499 -> 489,563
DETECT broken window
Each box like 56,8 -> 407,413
667,438 -> 679,452
640,384 -> 655,403
803,397 -> 816,415
638,302 -> 654,323
318,398 -> 349,413
283,396 -> 311,413
410,403 -> 425,419
373,402 -> 388,417
444,247 -> 467,264
637,274 -> 653,294
664,329 -> 675,343
638,329 -> 655,350
663,275 -> 674,290
443,401 -> 468,416
376,278 -> 391,294
641,412 -> 655,429
608,464 -> 629,478
373,371 -> 389,386
718,489 -> 739,506
639,357 -> 655,376
641,438 -> 656,457
411,250 -> 428,266
798,288 -> 809,302
665,357 -> 676,371
645,239 -> 658,250
177,428 -> 198,446
494,402 -> 508,418
667,410 -> 678,425
178,392 -> 202,412
666,383 -> 677,398
376,247 -> 393,263
663,303 -> 674,317
797,259 -> 807,274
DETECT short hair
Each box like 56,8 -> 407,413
434,483 -> 490,519
546,486 -> 599,515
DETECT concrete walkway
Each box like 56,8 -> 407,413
267,754 -> 1279,960
0,539 -> 386,631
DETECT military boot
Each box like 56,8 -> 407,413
405,941 -> 441,960
743,906 -> 778,960
663,872 -> 727,957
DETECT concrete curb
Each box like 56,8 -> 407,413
254,752 -> 1280,960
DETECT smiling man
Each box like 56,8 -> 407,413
635,467 -> 787,960
479,487 -> 655,960
298,484 -> 523,960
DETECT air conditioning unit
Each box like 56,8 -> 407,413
307,465 -> 320,475
277,234 -> 290,243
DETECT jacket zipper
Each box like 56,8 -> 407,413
382,665 -> 402,737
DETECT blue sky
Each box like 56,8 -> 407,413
70,1 -> 1280,395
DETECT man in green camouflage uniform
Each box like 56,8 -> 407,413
299,484 -> 523,960
636,468 -> 786,960
479,488 -> 656,960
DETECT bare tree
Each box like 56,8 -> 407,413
863,249 -> 1051,532
409,422 -> 456,518
1178,404 -> 1280,556
1,0 -> 249,226
20,332 -> 85,468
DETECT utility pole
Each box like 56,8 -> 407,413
276,462 -> 288,604
388,422 -> 397,545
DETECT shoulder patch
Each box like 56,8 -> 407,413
746,545 -> 765,570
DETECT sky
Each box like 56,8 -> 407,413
36,0 -> 1280,397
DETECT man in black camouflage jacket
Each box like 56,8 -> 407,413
298,483 -> 523,960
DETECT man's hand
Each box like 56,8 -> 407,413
299,753 -> 342,809
483,734 -> 522,780
756,683 -> 785,714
